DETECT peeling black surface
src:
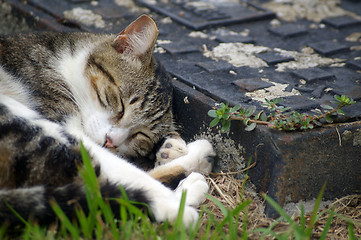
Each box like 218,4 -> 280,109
135,0 -> 275,30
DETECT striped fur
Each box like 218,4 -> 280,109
0,15 -> 214,230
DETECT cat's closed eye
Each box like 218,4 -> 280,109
131,131 -> 151,140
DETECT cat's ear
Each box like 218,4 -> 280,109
112,15 -> 158,62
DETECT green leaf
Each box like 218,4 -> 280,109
311,109 -> 322,114
221,120 -> 231,132
313,120 -> 322,127
230,104 -> 241,113
273,98 -> 283,104
255,110 -> 263,120
260,112 -> 268,121
337,109 -> 345,115
208,109 -> 218,118
209,118 -> 220,128
223,113 -> 230,120
320,104 -> 333,110
334,94 -> 342,102
243,118 -> 250,125
324,115 -> 333,123
245,122 -> 257,131
245,106 -> 256,117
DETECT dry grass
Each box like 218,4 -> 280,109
201,172 -> 361,239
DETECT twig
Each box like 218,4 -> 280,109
230,115 -> 269,125
313,105 -> 344,122
208,177 -> 235,207
335,126 -> 342,147
209,162 -> 256,176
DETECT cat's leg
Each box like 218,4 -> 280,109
155,132 -> 187,167
175,172 -> 209,207
0,94 -> 69,144
149,139 -> 214,208
150,139 -> 215,182
80,136 -> 214,228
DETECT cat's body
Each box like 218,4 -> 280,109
0,15 -> 214,228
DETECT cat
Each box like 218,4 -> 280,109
0,14 -> 215,229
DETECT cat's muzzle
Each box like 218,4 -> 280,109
103,128 -> 130,149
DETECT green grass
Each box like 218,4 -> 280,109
1,144 -> 360,239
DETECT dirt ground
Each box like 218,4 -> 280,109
204,172 -> 361,239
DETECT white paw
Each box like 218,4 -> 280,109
177,139 -> 215,175
155,136 -> 187,166
175,172 -> 209,207
151,196 -> 199,228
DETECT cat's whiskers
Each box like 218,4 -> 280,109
57,84 -> 78,108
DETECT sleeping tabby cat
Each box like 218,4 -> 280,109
0,15 -> 215,228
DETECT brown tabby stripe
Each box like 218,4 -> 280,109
129,96 -> 139,105
149,105 -> 171,125
88,56 -> 115,84
0,104 -> 81,187
140,80 -> 158,110
93,85 -> 107,108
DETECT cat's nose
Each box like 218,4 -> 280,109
104,128 -> 129,148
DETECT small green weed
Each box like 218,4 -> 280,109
208,94 -> 356,132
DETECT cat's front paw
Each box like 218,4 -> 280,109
175,172 -> 209,207
152,196 -> 199,228
155,134 -> 187,166
181,139 -> 215,175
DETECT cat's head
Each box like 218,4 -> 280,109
82,15 -> 175,159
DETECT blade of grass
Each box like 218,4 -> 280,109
75,207 -> 92,239
0,223 -> 8,240
299,203 -> 305,230
253,219 -> 284,240
50,200 -> 79,239
206,194 -> 229,217
240,156 -> 253,197
241,204 -> 248,240
305,182 -> 327,237
263,195 -> 305,239
319,209 -> 334,240
4,201 -> 29,227
174,190 -> 187,236
348,222 -> 356,240
188,208 -> 203,240
79,142 -> 99,193
202,208 -> 216,239
79,141 -> 101,227
263,195 -> 294,225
